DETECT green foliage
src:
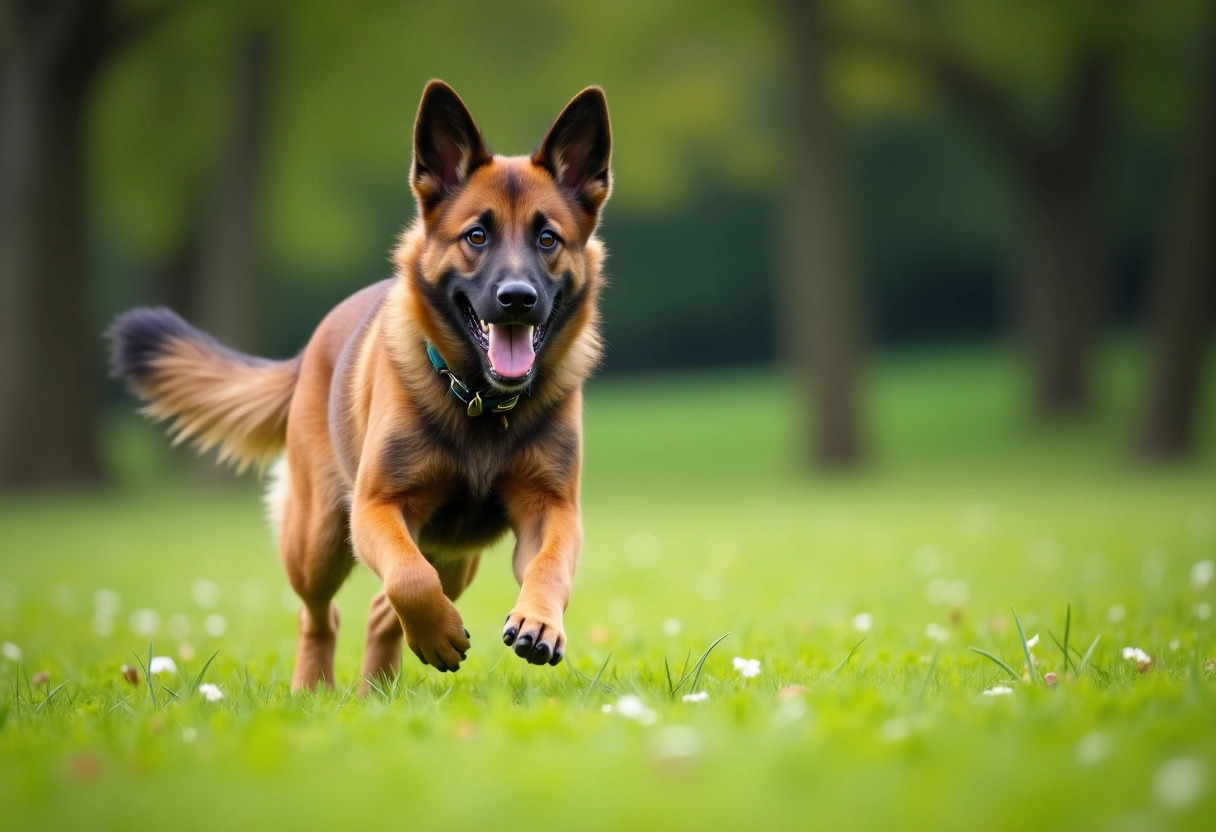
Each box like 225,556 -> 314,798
1,344 -> 1214,828
93,0 -> 782,267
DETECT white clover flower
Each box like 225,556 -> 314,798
925,623 -> 949,644
732,657 -> 761,678
203,613 -> 228,638
982,685 -> 1014,696
93,588 -> 120,615
192,579 -> 221,609
1154,757 -> 1208,810
1075,731 -> 1110,765
1,642 -> 21,661
149,656 -> 177,675
1122,646 -> 1153,671
614,695 -> 657,725
129,608 -> 162,637
1190,560 -> 1215,591
681,691 -> 709,703
653,725 -> 701,761
851,612 -> 873,633
772,695 -> 807,727
168,614 -> 192,640
881,718 -> 910,742
91,614 -> 115,637
198,683 -> 223,702
662,618 -> 682,637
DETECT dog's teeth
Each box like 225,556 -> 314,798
480,320 -> 489,334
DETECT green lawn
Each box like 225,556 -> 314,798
2,344 -> 1214,830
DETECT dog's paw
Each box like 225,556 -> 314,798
404,609 -> 470,672
502,606 -> 565,666
387,576 -> 471,672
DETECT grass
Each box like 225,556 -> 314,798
1,342 -> 1214,830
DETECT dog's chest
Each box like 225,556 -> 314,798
418,485 -> 511,553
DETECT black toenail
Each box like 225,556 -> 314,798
513,634 -> 533,657
503,626 -> 519,645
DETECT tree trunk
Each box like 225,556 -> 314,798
1135,36 -> 1216,460
1016,162 -> 1106,417
780,0 -> 864,468
0,1 -> 113,489
192,26 -> 274,355
1011,54 -> 1110,419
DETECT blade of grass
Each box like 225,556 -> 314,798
664,656 -> 675,697
1062,604 -> 1072,676
676,649 -> 692,685
1078,634 -> 1101,678
915,648 -> 940,707
581,652 -> 612,703
264,666 -> 280,703
190,650 -> 220,692
33,681 -> 69,714
1011,606 -> 1040,684
674,632 -> 730,696
132,646 -> 156,708
109,694 -> 135,715
831,637 -> 868,676
361,675 -> 387,700
969,647 -> 1021,682
334,682 -> 358,710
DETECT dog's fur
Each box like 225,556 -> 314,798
108,81 -> 611,690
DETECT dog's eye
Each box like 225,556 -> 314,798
538,230 -> 558,250
465,227 -> 488,248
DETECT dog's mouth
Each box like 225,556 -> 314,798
460,296 -> 560,385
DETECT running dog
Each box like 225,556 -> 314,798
108,80 -> 611,690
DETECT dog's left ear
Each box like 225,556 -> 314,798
411,80 -> 491,215
533,87 -> 612,226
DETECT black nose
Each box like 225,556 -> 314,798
496,281 -> 537,314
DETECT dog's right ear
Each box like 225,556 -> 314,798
411,80 -> 491,215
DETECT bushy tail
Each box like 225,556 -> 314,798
107,308 -> 301,473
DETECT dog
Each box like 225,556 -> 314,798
108,80 -> 611,691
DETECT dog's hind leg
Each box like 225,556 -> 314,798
279,467 -> 353,692
358,554 -> 481,694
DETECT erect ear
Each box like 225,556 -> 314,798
532,87 -> 612,225
410,80 -> 491,214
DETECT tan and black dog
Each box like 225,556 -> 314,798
108,81 -> 611,691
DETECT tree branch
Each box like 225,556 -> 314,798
103,0 -> 190,55
829,25 -> 1047,178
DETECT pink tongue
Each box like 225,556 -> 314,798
487,324 -> 535,379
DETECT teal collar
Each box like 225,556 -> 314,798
424,341 -> 520,418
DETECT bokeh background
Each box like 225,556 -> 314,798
0,0 -> 1212,485
2,4 -> 1215,827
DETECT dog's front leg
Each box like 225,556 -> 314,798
502,490 -> 582,666
350,493 -> 470,672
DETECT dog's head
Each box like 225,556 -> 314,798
404,81 -> 611,394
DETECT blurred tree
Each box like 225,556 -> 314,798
835,1 -> 1116,419
192,24 -> 273,355
1135,30 -> 1214,460
0,0 -> 173,488
781,0 -> 864,467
